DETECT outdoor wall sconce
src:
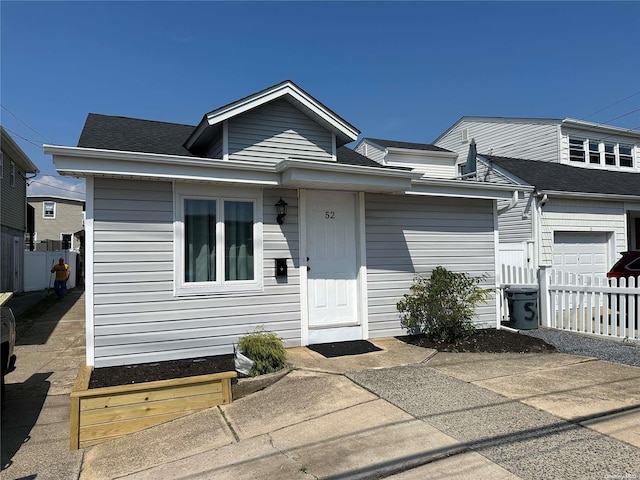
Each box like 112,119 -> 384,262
275,198 -> 288,224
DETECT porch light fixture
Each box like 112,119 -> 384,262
275,198 -> 288,224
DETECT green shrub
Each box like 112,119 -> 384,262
237,327 -> 286,376
397,266 -> 490,344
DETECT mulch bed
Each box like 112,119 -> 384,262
89,354 -> 235,389
397,328 -> 557,353
89,329 -> 554,388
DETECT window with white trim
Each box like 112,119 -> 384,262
10,161 -> 16,187
43,201 -> 56,218
175,185 -> 262,295
569,137 -> 585,162
569,137 -> 636,168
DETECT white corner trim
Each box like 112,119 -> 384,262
222,120 -> 229,161
331,133 -> 337,162
299,189 -> 309,346
357,192 -> 368,339
84,177 -> 95,366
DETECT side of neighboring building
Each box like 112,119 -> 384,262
1,127 -> 39,292
28,196 -> 85,251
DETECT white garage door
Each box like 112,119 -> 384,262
553,232 -> 608,278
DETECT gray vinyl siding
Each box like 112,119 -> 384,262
92,177 -> 300,367
1,150 -> 28,232
540,197 -> 626,266
228,99 -> 333,162
355,140 -> 386,165
207,133 -> 223,158
365,193 -> 498,338
436,120 -> 560,163
477,160 -> 533,243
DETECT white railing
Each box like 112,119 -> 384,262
498,265 -> 640,341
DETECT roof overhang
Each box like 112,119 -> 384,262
1,127 -> 39,174
277,159 -> 420,193
45,145 -> 532,199
185,81 -> 360,151
561,118 -> 640,139
409,178 -> 530,200
385,146 -> 458,159
537,189 -> 640,203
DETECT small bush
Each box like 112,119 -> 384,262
237,327 -> 286,376
397,266 -> 490,344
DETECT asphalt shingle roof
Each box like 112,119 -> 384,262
77,113 -> 389,169
364,137 -> 452,153
78,114 -> 196,157
484,155 -> 640,197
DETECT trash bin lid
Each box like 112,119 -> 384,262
505,286 -> 538,293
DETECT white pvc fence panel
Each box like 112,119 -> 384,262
24,251 -> 77,292
498,265 -> 640,341
544,270 -> 639,341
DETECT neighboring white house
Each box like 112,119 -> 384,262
45,81 -> 521,368
432,117 -> 640,277
353,138 -> 459,178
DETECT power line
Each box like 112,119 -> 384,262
28,179 -> 85,195
603,108 -> 640,125
1,104 -> 52,143
2,126 -> 43,149
581,90 -> 640,121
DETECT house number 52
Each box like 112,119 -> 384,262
325,211 -> 335,219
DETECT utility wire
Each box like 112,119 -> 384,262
28,178 -> 85,196
603,108 -> 640,125
1,104 -> 52,143
581,90 -> 640,121
2,126 -> 43,149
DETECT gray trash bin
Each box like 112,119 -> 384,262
505,287 -> 539,330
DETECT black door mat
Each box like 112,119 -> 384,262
307,340 -> 382,358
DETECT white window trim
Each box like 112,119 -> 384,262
43,201 -> 56,219
173,183 -> 263,296
569,136 -> 637,169
60,233 -> 73,250
10,161 -> 16,187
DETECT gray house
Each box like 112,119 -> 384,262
28,195 -> 85,251
433,117 -> 640,277
45,81 -> 519,368
1,126 -> 39,292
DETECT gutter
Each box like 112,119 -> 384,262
537,190 -> 640,203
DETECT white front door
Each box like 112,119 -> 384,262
306,190 -> 360,343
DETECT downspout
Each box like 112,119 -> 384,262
497,190 -> 519,215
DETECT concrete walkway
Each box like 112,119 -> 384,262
1,288 -> 85,480
2,290 -> 638,479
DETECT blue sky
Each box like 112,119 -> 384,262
2,1 -> 639,199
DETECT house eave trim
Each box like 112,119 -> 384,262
538,190 -> 640,202
385,147 -> 457,159
410,178 -> 530,200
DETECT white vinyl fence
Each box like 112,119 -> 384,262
499,265 -> 640,341
24,251 -> 77,292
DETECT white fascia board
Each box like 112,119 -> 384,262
205,83 -> 359,141
538,189 -> 640,203
277,158 -> 421,180
44,145 -> 279,186
281,167 -> 412,193
409,178 -> 529,201
562,118 -> 640,139
385,147 -> 458,159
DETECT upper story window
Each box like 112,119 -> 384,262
10,161 -> 16,187
620,145 -> 633,167
569,137 -> 585,162
569,136 -> 635,168
43,201 -> 56,218
0,152 -> 4,179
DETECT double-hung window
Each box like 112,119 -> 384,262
604,143 -> 616,165
175,185 -> 262,295
619,145 -> 633,167
588,140 -> 600,164
43,201 -> 56,218
569,137 -> 585,162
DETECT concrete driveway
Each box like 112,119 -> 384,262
2,291 -> 638,479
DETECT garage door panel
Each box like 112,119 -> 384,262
553,232 -> 608,278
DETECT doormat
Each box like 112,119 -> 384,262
307,340 -> 382,358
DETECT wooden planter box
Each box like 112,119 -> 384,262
70,366 -> 237,449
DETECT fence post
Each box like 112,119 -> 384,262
538,266 -> 550,328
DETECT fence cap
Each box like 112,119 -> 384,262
505,286 -> 538,293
